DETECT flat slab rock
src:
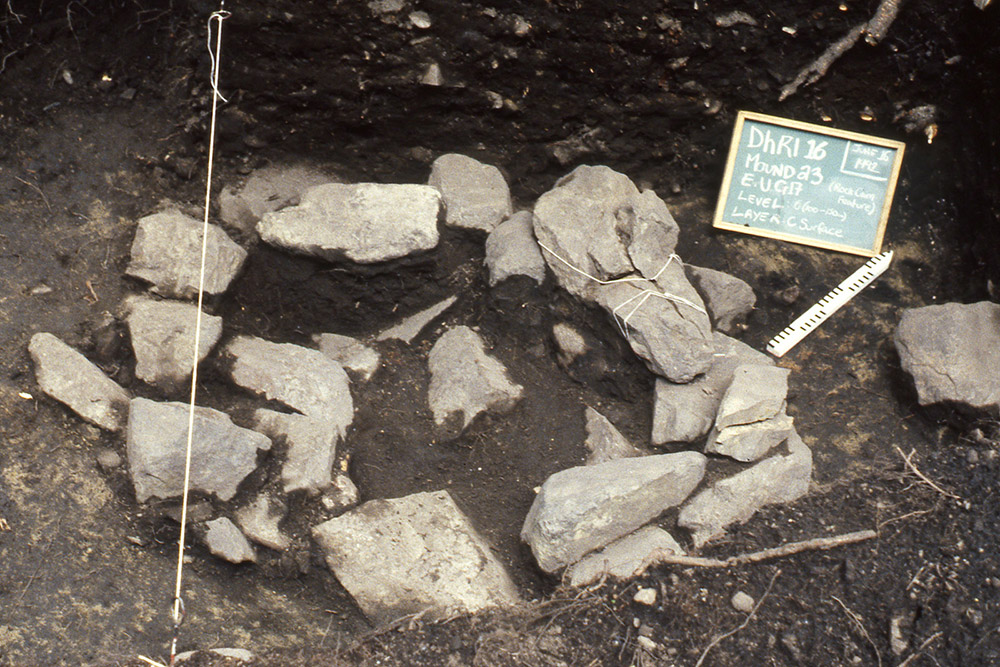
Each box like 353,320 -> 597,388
29,332 -> 130,432
521,451 -> 706,573
565,526 -> 685,587
125,296 -> 223,390
126,397 -> 271,502
894,301 -> 1000,413
258,183 -> 441,263
428,153 -> 512,232
204,517 -> 256,564
427,326 -> 523,430
126,209 -> 247,299
376,295 -> 457,344
678,428 -> 813,548
312,490 -> 520,624
224,335 -> 354,435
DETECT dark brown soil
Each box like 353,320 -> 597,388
1,1 -> 998,666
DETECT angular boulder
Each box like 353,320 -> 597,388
125,297 -> 223,390
484,211 -> 546,286
29,332 -> 130,432
564,526 -> 685,587
684,264 -> 756,334
235,494 -> 291,551
894,301 -> 1000,413
258,183 -> 441,263
204,517 -> 256,564
223,335 -> 353,435
312,490 -> 519,624
126,398 -> 271,502
584,407 -> 644,465
521,451 -> 706,573
313,332 -> 380,381
427,326 -> 523,430
254,409 -> 338,495
126,209 -> 247,299
428,153 -> 512,232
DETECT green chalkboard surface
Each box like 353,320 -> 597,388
713,111 -> 905,256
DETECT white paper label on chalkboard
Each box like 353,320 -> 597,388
713,111 -> 905,257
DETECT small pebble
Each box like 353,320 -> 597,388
967,448 -> 980,464
96,448 -> 122,470
636,636 -> 657,651
409,10 -> 432,29
633,587 -> 657,606
731,590 -> 754,613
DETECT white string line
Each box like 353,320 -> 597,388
535,239 -> 706,341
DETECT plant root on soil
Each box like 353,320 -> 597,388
832,595 -> 883,667
694,568 -> 781,667
894,445 -> 962,500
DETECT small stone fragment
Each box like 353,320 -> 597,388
409,10 -> 432,28
96,448 -> 123,471
376,295 -> 457,344
204,517 -> 256,564
565,526 -> 685,587
235,495 -> 291,551
634,588 -> 657,606
428,154 -> 512,233
126,209 -> 247,299
419,62 -> 445,86
125,297 -> 224,390
731,591 -> 755,613
715,10 -> 758,27
889,615 -> 908,656
684,264 -> 756,334
313,332 -> 380,381
551,322 -> 588,366
254,409 -> 339,495
174,648 -> 254,665
321,472 -> 360,514
484,211 -> 546,286
29,332 -> 130,432
584,407 -> 644,464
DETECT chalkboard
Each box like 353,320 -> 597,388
713,111 -> 905,256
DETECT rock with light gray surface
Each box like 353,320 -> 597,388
219,164 -> 336,232
552,322 -> 588,367
257,183 -> 441,263
428,153 -> 512,232
584,407 -> 644,465
126,397 -> 271,502
321,472 -> 360,515
564,526 -> 685,587
125,297 -> 223,390
894,301 -> 1000,413
521,451 -> 706,573
312,490 -> 520,624
224,335 -> 353,434
427,326 -> 523,430
204,517 -> 257,564
652,332 -> 774,445
235,494 -> 291,551
678,429 -> 813,548
29,332 -> 130,432
254,409 -> 338,495
376,295 -> 457,344
313,333 -> 380,381
684,264 -> 756,334
126,209 -> 247,299
484,211 -> 546,286
714,364 -> 790,430
175,648 -> 254,665
706,411 -> 795,462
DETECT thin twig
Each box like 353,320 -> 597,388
832,595 -> 882,667
894,445 -> 961,500
694,569 -> 781,667
898,631 -> 943,667
0,48 -> 19,75
877,508 -> 935,531
13,176 -> 52,212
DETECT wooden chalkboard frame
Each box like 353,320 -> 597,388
713,111 -> 906,257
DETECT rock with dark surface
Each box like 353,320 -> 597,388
126,398 -> 271,502
521,451 -> 706,573
224,335 -> 353,434
706,411 -> 795,462
235,494 -> 290,551
254,409 -> 338,495
376,295 -> 457,344
484,211 -> 546,286
125,297 -> 223,390
684,264 -> 756,334
427,326 -> 523,430
894,301 -> 1000,413
652,333 -> 774,445
219,164 -> 336,232
564,526 -> 685,587
257,183 -> 441,263
678,429 -> 812,548
714,364 -> 790,430
204,517 -> 257,564
313,333 -> 380,381
428,153 -> 512,232
312,490 -> 519,624
126,209 -> 247,299
584,407 -> 644,464
29,332 -> 130,432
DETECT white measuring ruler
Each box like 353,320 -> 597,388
767,250 -> 894,357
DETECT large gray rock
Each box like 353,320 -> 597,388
375,295 -> 457,344
125,297 -> 224,390
714,364 -> 790,430
257,183 -> 441,263
29,333 -> 130,431
224,335 -> 353,434
484,211 -> 546,286
219,164 -> 336,232
235,494 -> 291,551
312,490 -> 519,624
427,326 -> 523,430
652,333 -> 773,445
126,209 -> 247,299
521,451 -> 706,573
894,301 -> 1000,413
254,409 -> 338,495
532,166 -> 712,382
313,333 -> 380,381
126,397 -> 271,502
584,407 -> 644,465
684,264 -> 756,334
204,517 -> 256,564
564,526 -> 685,587
678,429 -> 812,548
428,153 -> 512,232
